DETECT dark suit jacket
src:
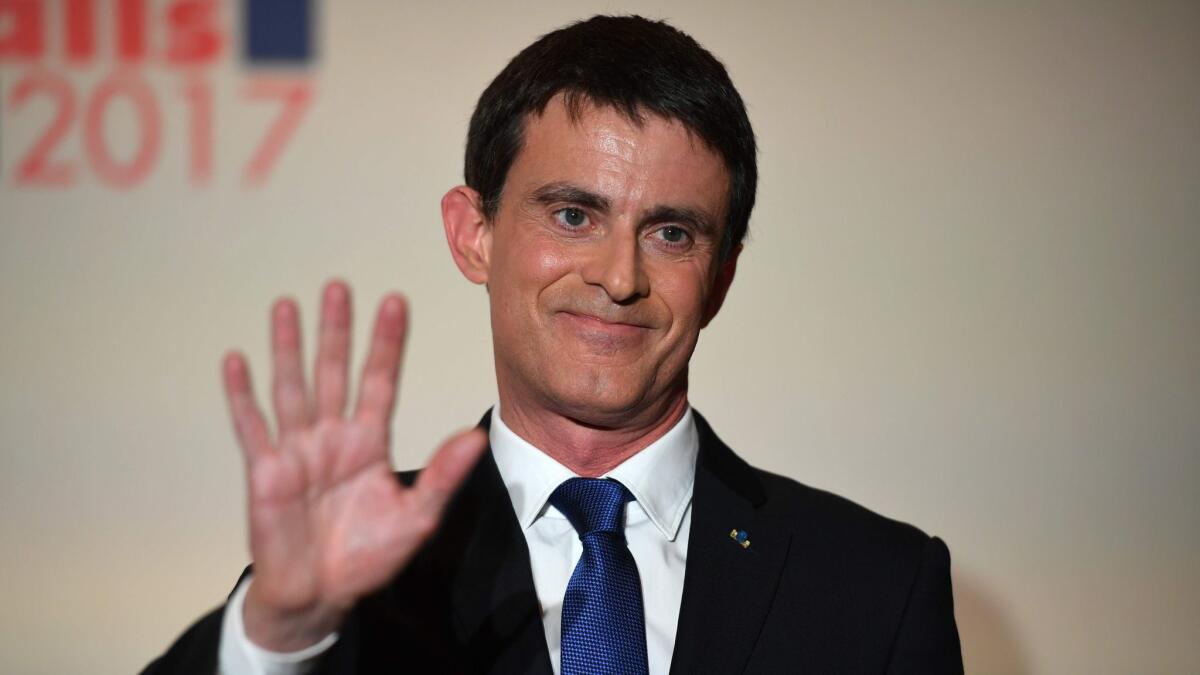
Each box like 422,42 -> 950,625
144,411 -> 963,674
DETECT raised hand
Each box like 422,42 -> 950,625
221,280 -> 487,651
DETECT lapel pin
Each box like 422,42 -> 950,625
729,528 -> 751,549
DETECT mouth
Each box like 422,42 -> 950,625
557,311 -> 651,340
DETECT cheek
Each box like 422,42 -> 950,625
653,267 -> 711,327
533,243 -> 573,278
492,232 -> 576,309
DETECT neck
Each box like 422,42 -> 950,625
497,390 -> 689,477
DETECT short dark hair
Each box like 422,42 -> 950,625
464,15 -> 757,260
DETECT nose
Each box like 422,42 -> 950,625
581,231 -> 650,303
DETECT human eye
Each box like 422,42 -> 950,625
553,207 -> 589,229
653,225 -> 693,249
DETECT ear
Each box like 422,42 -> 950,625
441,186 -> 492,285
701,244 -> 741,328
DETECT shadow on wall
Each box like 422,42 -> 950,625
954,571 -> 1030,675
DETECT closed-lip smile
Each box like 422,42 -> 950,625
558,311 -> 650,337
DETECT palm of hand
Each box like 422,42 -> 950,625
249,422 -> 415,613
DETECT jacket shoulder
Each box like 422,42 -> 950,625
754,467 -> 933,552
746,469 -> 962,673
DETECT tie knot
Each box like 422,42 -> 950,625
549,478 -> 634,539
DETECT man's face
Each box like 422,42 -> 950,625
479,98 -> 737,426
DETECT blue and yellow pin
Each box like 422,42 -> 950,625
729,528 -> 751,549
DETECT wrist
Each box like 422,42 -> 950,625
242,580 -> 344,653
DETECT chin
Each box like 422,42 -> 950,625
544,372 -> 654,427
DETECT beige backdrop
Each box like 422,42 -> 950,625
2,2 -> 1198,673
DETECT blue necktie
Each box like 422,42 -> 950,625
550,478 -> 650,675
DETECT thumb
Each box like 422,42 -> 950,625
411,428 -> 488,517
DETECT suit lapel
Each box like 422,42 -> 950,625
669,413 -> 792,675
446,411 -> 554,675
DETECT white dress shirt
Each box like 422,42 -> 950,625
218,405 -> 698,675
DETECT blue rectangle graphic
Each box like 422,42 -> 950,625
244,0 -> 315,63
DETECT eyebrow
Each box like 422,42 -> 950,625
530,181 -> 718,237
531,182 -> 610,212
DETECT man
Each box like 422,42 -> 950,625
145,15 -> 962,674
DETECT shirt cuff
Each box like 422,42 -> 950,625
218,575 -> 339,675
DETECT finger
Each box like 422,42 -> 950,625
410,428 -> 488,521
352,294 -> 407,426
313,280 -> 352,420
222,351 -> 272,462
270,298 -> 311,436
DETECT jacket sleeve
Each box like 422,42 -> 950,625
885,536 -> 965,674
140,567 -> 254,675
140,605 -> 224,675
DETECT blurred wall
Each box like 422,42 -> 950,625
1,1 -> 1197,673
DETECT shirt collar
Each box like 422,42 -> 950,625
489,404 -> 698,542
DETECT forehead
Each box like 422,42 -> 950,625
506,97 -> 730,217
